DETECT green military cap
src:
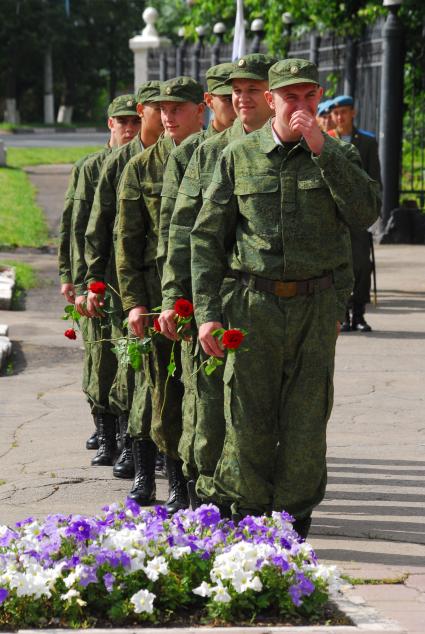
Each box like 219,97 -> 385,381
107,94 -> 138,117
136,80 -> 162,104
226,53 -> 278,82
151,76 -> 204,104
205,63 -> 235,95
269,58 -> 319,90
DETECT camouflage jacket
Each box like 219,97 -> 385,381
84,135 -> 145,286
70,145 -> 112,294
157,121 -> 218,278
115,134 -> 175,312
161,118 -> 245,310
191,120 -> 381,326
58,155 -> 90,283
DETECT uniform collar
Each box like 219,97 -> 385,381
259,119 -> 310,155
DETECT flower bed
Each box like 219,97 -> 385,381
0,502 -> 341,629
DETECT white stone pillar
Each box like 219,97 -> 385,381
5,99 -> 18,125
129,7 -> 171,91
0,141 -> 7,166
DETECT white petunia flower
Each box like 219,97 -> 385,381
171,546 -> 191,559
61,588 -> 81,601
211,584 -> 231,603
130,588 -> 156,614
193,581 -> 212,597
143,556 -> 168,582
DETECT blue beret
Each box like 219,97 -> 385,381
333,95 -> 354,108
317,99 -> 334,116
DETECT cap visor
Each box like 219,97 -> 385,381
271,78 -> 318,90
209,85 -> 233,95
111,109 -> 139,116
227,72 -> 268,83
150,95 -> 201,103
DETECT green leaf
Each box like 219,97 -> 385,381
167,360 -> 176,377
211,328 -> 225,337
204,356 -> 223,375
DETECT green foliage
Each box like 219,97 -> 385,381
0,260 -> 37,291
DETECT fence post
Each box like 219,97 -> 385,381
192,26 -> 206,83
378,0 -> 405,233
129,7 -> 170,90
343,36 -> 358,98
309,33 -> 320,66
250,19 -> 264,53
176,28 -> 187,76
282,12 -> 294,57
211,22 -> 226,65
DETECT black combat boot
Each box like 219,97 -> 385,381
86,414 -> 99,450
187,479 -> 201,510
155,450 -> 167,475
165,457 -> 189,515
128,439 -> 156,505
340,309 -> 351,332
91,413 -> 117,466
351,303 -> 372,332
293,516 -> 312,540
113,416 -> 135,479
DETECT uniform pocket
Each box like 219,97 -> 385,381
234,175 -> 279,236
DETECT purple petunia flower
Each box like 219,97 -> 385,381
65,520 -> 91,542
103,572 -> 115,592
15,516 -> 35,527
0,588 -> 9,605
195,505 -> 221,527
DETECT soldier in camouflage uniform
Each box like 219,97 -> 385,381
84,82 -> 163,471
71,95 -> 140,462
191,59 -> 381,537
155,63 -> 235,508
115,77 -> 205,512
158,54 -> 276,509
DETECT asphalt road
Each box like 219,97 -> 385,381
0,131 -> 108,147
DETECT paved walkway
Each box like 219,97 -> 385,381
0,165 -> 424,632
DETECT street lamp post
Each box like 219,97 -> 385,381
282,12 -> 294,57
250,19 -> 264,54
379,0 -> 405,233
211,22 -> 226,65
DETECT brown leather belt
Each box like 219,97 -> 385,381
230,270 -> 333,298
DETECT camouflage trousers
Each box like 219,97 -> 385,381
213,280 -> 337,520
142,267 -> 184,459
108,316 -> 135,417
350,227 -> 372,305
81,316 -> 117,414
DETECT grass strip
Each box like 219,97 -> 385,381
7,146 -> 103,168
0,259 -> 38,310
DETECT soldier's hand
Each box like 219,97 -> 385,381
61,283 -> 75,304
75,294 -> 90,317
128,306 -> 149,339
199,321 -> 225,358
86,290 -> 105,318
289,109 -> 324,155
158,309 -> 179,341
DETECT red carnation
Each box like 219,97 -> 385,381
64,328 -> 77,340
222,329 -> 244,350
174,298 -> 193,318
89,281 -> 107,295
153,318 -> 161,333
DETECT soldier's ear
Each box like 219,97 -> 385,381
107,117 -> 114,131
264,90 -> 275,110
136,103 -> 144,117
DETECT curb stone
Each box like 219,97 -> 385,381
7,590 -> 404,634
0,265 -> 15,310
0,324 -> 12,370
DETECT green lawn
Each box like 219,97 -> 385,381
0,259 -> 38,309
0,146 -> 102,248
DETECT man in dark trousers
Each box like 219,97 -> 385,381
329,95 -> 381,332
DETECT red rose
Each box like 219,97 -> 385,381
174,298 -> 193,318
89,281 -> 107,295
64,328 -> 77,340
222,329 -> 244,350
153,318 -> 161,333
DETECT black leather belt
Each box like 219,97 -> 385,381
229,270 -> 333,298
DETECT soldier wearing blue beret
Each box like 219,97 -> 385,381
316,99 -> 335,132
330,95 -> 381,332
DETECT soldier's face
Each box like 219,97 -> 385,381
232,79 -> 272,133
331,105 -> 355,135
110,115 -> 141,146
316,114 -> 335,132
207,93 -> 236,132
140,102 -> 163,137
159,101 -> 205,144
267,83 -> 322,130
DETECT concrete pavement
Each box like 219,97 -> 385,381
0,165 -> 424,632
